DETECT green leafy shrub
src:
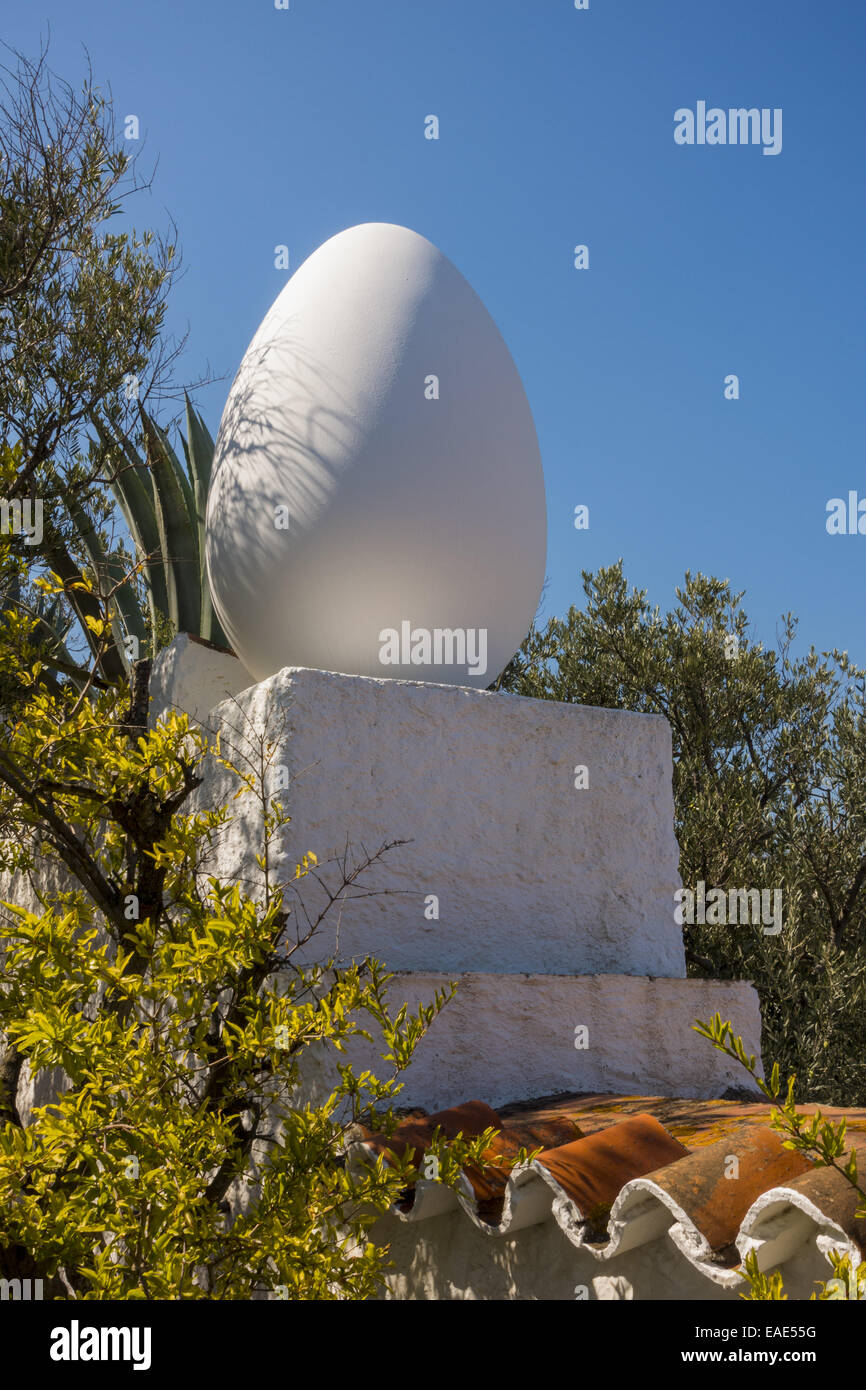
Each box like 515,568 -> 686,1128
503,563 -> 866,1105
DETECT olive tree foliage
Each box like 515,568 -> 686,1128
0,39 -> 184,503
0,537 -> 502,1299
697,1015 -> 865,1301
0,42 -> 212,685
499,562 -> 866,1105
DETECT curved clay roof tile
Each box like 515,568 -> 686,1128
532,1113 -> 690,1217
624,1123 -> 813,1256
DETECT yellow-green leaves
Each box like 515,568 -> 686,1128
0,653 -> 460,1298
695,1015 -> 866,1301
739,1251 -> 787,1301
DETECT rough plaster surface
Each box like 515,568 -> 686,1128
195,664 -> 687,978
299,972 -> 763,1111
371,1205 -> 741,1301
5,644 -> 765,1183
370,1201 -> 832,1302
149,633 -> 253,728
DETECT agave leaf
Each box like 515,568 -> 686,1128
148,413 -> 198,541
91,415 -> 170,631
38,534 -> 127,683
90,404 -> 227,648
61,484 -> 147,666
91,412 -> 150,494
29,609 -> 92,689
0,575 -> 89,689
140,406 -> 201,634
182,392 -> 216,496
181,394 -> 228,647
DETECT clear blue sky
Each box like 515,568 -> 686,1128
6,1 -> 866,666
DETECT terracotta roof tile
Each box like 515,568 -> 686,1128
737,1140 -> 866,1273
359,1099 -> 501,1167
466,1114 -> 582,1222
347,1090 -> 866,1292
356,1102 -> 581,1224
532,1114 -> 689,1231
621,1123 -> 813,1257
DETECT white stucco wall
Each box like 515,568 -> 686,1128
148,633 -> 253,728
193,664 -> 687,978
296,971 -> 762,1110
371,1205 -> 742,1301
370,1199 -> 836,1302
5,645 -> 763,1125
376,972 -> 759,1108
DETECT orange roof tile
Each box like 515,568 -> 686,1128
349,1090 -> 866,1292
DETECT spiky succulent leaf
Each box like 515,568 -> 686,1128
61,485 -> 146,672
89,405 -> 227,650
29,610 -> 88,687
37,533 -> 127,682
149,414 -> 197,542
181,394 -> 227,647
139,407 -> 201,635
92,415 -> 169,632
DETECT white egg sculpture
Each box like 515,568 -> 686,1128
205,222 -> 546,688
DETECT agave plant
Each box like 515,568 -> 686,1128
0,400 -> 224,695
93,393 -> 228,652
2,400 -> 226,690
60,480 -> 146,671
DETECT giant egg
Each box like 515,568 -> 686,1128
205,223 -> 546,688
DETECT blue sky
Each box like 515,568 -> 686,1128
7,0 -> 866,666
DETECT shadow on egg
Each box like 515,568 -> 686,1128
206,222 -> 546,687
